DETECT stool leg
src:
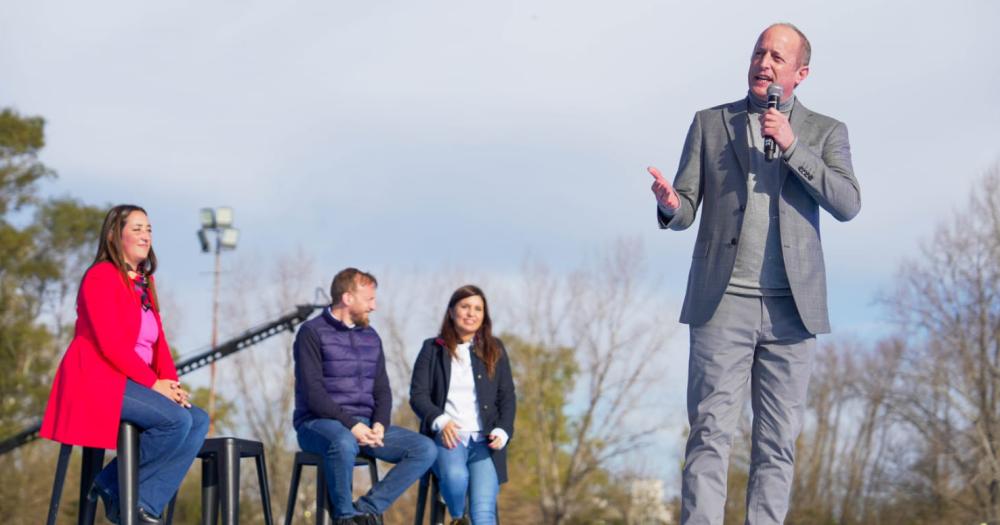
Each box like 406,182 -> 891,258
367,458 -> 379,484
203,455 -> 219,525
413,472 -> 429,525
165,493 -> 177,525
429,474 -> 445,525
283,460 -> 302,525
315,464 -> 329,525
366,458 -> 381,521
255,452 -> 274,525
118,423 -> 140,525
220,439 -> 241,525
46,444 -> 73,525
78,447 -> 105,525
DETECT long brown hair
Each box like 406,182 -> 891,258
439,285 -> 501,378
91,204 -> 160,311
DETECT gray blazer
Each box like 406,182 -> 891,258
659,97 -> 861,335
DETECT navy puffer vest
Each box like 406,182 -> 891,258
301,310 -> 382,420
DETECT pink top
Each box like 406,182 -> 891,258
133,284 -> 159,365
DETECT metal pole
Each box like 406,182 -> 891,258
208,234 -> 221,436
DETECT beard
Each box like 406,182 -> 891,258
350,310 -> 370,328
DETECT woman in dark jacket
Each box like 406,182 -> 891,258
410,285 -> 516,525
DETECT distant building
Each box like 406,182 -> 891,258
627,478 -> 672,524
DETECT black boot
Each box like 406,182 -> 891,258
88,483 -> 120,524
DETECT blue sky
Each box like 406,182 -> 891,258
4,0 -> 999,495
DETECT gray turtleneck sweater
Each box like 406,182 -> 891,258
726,93 -> 796,296
657,93 -> 800,296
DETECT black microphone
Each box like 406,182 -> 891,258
764,83 -> 784,161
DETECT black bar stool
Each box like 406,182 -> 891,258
283,451 -> 379,525
173,436 -> 274,525
46,421 -> 142,525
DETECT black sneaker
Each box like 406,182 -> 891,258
449,517 -> 471,525
352,513 -> 383,525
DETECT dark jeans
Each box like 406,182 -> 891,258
296,416 -> 436,518
95,380 -> 209,517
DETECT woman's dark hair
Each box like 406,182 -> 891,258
438,284 -> 501,378
91,204 -> 159,311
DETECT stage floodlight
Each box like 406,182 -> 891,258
215,207 -> 234,228
199,208 -> 215,229
220,227 -> 239,250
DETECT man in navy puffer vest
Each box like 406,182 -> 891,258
294,268 -> 435,525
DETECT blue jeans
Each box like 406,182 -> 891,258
296,417 -> 436,518
433,436 -> 499,525
95,380 -> 209,517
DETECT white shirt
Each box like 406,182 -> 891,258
431,341 -> 509,448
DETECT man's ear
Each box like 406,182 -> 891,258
794,65 -> 810,88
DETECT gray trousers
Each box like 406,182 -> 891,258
681,293 -> 815,525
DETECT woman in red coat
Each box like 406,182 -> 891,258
41,204 -> 208,524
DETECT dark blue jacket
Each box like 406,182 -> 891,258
293,309 -> 391,430
409,337 -> 516,483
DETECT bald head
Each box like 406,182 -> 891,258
748,23 -> 812,102
760,22 -> 811,67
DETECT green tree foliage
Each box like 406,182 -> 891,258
502,333 -> 632,523
1,198 -> 105,433
0,108 -> 52,215
0,107 -> 107,523
1,109 -> 106,437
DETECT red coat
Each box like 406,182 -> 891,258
41,261 -> 178,449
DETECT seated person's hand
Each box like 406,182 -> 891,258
171,382 -> 192,408
370,422 -> 385,447
351,422 -> 382,447
487,429 -> 508,450
153,379 -> 191,407
440,420 -> 461,450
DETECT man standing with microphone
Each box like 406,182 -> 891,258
649,23 -> 860,524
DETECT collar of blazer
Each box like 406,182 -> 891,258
433,337 -> 489,395
722,97 -> 814,177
